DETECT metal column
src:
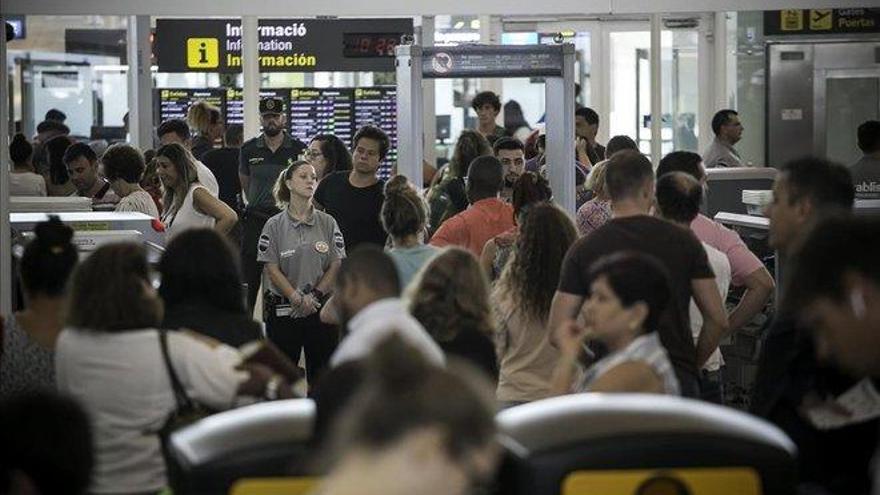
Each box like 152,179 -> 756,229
127,15 -> 153,150
418,16 -> 436,173
545,43 -> 577,215
242,16 -> 260,141
1,15 -> 11,316
650,14 -> 663,166
395,44 -> 424,190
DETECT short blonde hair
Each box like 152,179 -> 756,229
586,159 -> 610,199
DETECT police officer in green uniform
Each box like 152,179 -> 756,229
239,97 -> 306,311
259,160 -> 345,386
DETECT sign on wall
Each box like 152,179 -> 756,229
155,18 -> 413,73
764,8 -> 880,36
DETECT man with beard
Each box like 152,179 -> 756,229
314,125 -> 390,251
63,142 -> 119,206
239,97 -> 307,311
328,245 -> 443,368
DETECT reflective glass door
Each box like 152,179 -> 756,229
824,74 -> 880,165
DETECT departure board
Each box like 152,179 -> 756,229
353,87 -> 397,180
224,88 -> 290,126
289,88 -> 355,144
154,86 -> 398,178
155,88 -> 225,124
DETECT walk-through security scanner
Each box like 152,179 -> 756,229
396,43 -> 578,215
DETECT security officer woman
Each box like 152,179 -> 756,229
258,159 -> 345,386
239,97 -> 306,311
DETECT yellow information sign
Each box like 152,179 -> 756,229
810,10 -> 833,30
781,10 -> 804,31
187,38 -> 220,68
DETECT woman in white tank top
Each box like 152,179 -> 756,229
553,252 -> 680,396
155,143 -> 238,240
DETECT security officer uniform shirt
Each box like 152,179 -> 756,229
239,133 -> 306,212
257,208 -> 346,297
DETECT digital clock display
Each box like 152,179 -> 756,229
343,33 -> 401,58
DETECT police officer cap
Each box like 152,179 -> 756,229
259,97 -> 284,115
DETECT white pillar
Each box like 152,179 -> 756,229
127,15 -> 153,150
242,16 -> 260,141
418,16 -> 437,175
714,11 -> 729,111
1,15 -> 12,316
650,14 -> 663,166
697,13 -> 715,154
479,15 -> 503,98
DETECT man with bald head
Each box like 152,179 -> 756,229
656,172 -> 731,403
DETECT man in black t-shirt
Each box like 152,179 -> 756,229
314,125 -> 389,251
549,150 -> 729,398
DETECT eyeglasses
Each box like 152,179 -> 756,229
305,150 -> 324,159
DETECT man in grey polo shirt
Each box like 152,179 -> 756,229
703,109 -> 744,168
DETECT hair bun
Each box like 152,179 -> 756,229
384,175 -> 411,197
33,215 -> 74,251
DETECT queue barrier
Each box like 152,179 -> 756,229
495,394 -> 797,495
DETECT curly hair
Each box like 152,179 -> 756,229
495,202 -> 577,321
450,130 -> 492,178
408,248 -> 494,343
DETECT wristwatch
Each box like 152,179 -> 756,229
264,374 -> 283,400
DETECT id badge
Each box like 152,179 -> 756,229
275,304 -> 292,317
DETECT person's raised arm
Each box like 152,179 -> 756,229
548,291 -> 586,348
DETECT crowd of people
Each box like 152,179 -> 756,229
2,96 -> 880,495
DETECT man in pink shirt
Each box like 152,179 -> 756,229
430,156 -> 515,257
657,151 -> 775,332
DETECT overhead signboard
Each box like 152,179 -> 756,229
764,8 -> 880,35
421,45 -> 565,78
155,18 -> 413,73
154,87 -> 397,179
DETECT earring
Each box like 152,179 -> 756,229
850,287 -> 867,320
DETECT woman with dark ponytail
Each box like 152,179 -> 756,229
381,175 -> 438,289
316,334 -> 499,495
1,216 -> 78,397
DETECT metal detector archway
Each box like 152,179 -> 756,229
395,43 -> 577,214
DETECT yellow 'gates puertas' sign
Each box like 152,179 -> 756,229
764,8 -> 880,35
156,19 -> 413,73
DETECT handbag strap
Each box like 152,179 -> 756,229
158,329 -> 195,411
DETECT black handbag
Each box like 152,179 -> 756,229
156,329 -> 213,487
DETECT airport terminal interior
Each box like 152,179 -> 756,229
1,1 -> 879,494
